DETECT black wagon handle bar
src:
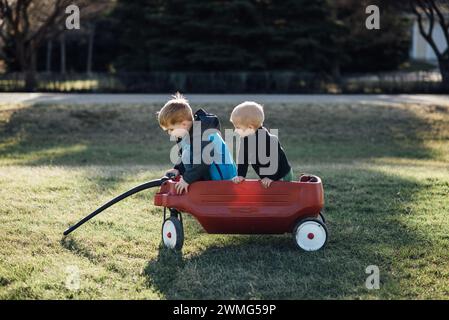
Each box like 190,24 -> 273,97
63,174 -> 175,236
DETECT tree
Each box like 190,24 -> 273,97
410,0 -> 449,88
110,0 -> 347,75
109,0 -> 410,76
334,0 -> 410,73
0,0 -> 111,91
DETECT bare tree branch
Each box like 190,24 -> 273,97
411,0 -> 442,58
0,0 -> 18,33
429,0 -> 449,50
0,18 -> 7,41
418,0 -> 435,36
0,0 -> 115,90
28,0 -> 65,44
22,0 -> 33,36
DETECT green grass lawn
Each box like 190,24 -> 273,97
0,100 -> 448,299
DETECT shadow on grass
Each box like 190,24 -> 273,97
0,103 -> 442,165
60,237 -> 100,263
142,169 -> 430,299
0,103 -> 170,166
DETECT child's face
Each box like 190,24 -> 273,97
163,120 -> 192,139
233,123 -> 256,137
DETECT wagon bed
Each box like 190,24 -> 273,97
154,176 -> 324,234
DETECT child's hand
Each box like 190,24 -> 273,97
260,177 -> 273,188
175,178 -> 189,194
165,168 -> 180,177
232,176 -> 245,184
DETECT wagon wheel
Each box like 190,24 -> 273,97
161,216 -> 184,250
293,218 -> 328,251
317,211 -> 326,224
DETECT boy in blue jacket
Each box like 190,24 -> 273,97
157,93 -> 236,194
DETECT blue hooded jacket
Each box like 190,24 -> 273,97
174,109 -> 237,183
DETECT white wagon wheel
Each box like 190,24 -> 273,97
162,216 -> 184,250
293,218 -> 328,251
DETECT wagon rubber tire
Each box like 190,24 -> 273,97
318,211 -> 326,224
162,216 -> 184,250
293,218 -> 328,251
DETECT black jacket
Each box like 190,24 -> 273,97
173,109 -> 220,184
237,127 -> 291,181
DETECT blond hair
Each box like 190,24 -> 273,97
230,101 -> 264,128
157,92 -> 193,127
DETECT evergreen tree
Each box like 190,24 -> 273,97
111,0 -> 346,73
336,0 -> 410,73
108,0 -> 410,74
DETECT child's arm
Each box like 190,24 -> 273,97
232,163 -> 247,184
172,162 -> 185,175
232,176 -> 245,183
236,137 -> 249,177
260,177 -> 273,188
237,163 -> 248,178
172,159 -> 209,194
173,140 -> 186,175
165,168 -> 180,177
166,155 -> 183,177
257,131 -> 290,187
265,134 -> 291,181
182,163 -> 209,184
174,138 -> 211,193
175,177 -> 189,194
166,139 -> 185,178
233,139 -> 248,184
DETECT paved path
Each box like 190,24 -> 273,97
0,93 -> 448,106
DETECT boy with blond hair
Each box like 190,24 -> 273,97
230,101 -> 292,188
158,93 -> 236,193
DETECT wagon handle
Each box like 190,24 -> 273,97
63,174 -> 175,236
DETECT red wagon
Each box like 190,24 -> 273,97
64,174 -> 327,252
154,174 -> 327,251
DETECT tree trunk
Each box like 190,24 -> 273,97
86,24 -> 95,75
16,38 -> 37,92
25,49 -> 37,92
331,62 -> 341,84
25,52 -> 37,92
438,56 -> 449,90
46,40 -> 53,73
25,72 -> 37,91
60,33 -> 66,74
